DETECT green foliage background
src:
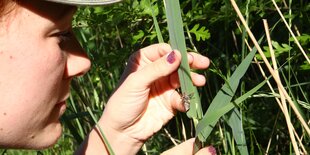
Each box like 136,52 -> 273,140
1,0 -> 309,154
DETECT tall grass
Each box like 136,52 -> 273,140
2,0 -> 309,154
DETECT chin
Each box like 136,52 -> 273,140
37,123 -> 63,149
2,129 -> 62,150
22,122 -> 64,150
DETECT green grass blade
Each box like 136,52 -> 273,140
86,107 -> 115,155
227,108 -> 248,155
164,0 -> 202,121
279,64 -> 307,121
196,77 -> 268,138
69,95 -> 86,139
145,0 -> 163,43
61,100 -> 84,144
164,0 -> 203,152
196,43 -> 260,141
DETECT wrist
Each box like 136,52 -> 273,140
97,120 -> 144,155
76,117 -> 144,155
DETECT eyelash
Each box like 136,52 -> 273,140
57,30 -> 73,43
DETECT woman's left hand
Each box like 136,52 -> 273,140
90,43 -> 210,154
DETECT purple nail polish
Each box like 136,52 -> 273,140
208,146 -> 217,155
167,51 -> 176,64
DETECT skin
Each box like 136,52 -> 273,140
79,44 -> 211,155
0,0 -> 91,149
0,0 -> 215,154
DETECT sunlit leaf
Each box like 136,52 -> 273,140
189,24 -> 211,41
196,44 -> 260,141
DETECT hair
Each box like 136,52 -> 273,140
0,0 -> 17,19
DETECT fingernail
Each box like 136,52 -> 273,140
208,146 -> 216,155
167,51 -> 176,64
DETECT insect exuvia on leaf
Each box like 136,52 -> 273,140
181,92 -> 194,111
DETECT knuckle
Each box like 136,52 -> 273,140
128,51 -> 140,65
152,63 -> 163,74
153,62 -> 170,76
158,43 -> 172,52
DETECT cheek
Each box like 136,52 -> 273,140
0,8 -> 69,146
0,40 -> 67,133
17,46 -> 66,109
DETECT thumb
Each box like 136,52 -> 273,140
161,138 -> 216,155
133,50 -> 181,88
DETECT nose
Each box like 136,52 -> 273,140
64,36 -> 91,78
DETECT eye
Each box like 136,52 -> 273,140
57,30 -> 73,43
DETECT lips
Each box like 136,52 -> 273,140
56,89 -> 70,116
55,101 -> 67,116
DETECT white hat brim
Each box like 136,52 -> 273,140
46,0 -> 122,5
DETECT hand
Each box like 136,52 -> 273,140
79,43 -> 210,154
100,43 -> 210,154
162,138 -> 216,155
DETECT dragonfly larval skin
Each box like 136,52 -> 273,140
181,92 -> 193,111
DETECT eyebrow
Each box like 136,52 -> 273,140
54,6 -> 77,24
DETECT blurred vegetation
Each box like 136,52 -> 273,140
2,0 -> 309,154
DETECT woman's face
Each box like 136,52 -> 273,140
0,1 -> 91,149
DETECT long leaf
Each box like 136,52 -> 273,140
145,0 -> 164,43
196,77 -> 268,139
164,0 -> 203,152
196,41 -> 261,141
87,107 -> 115,155
227,108 -> 248,155
164,0 -> 202,120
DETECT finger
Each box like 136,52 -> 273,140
191,72 -> 206,87
169,72 -> 206,89
170,91 -> 185,112
161,138 -> 216,155
138,43 -> 173,62
130,50 -> 182,89
187,52 -> 210,69
169,71 -> 180,89
196,146 -> 217,155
